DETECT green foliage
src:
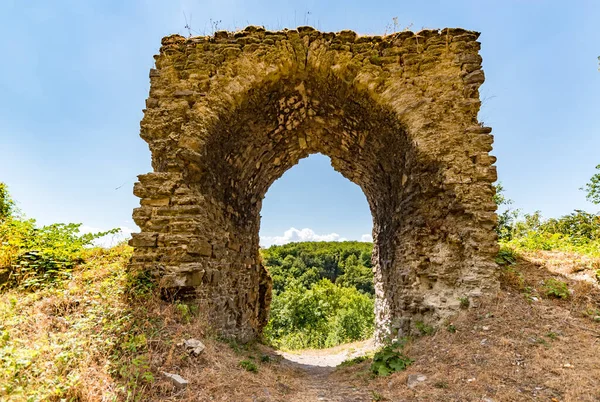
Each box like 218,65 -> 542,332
495,246 -> 517,265
495,183 -> 600,252
125,267 -> 156,298
175,303 -> 192,323
414,321 -> 435,336
0,186 -> 149,400
335,254 -> 374,294
0,184 -> 119,290
494,183 -> 520,241
118,335 -> 154,400
502,210 -> 600,257
1,221 -> 118,290
0,244 -> 150,400
583,164 -> 600,205
370,341 -> 413,377
0,183 -> 14,221
263,279 -> 375,350
262,241 -> 375,350
239,359 -> 258,373
262,241 -> 373,295
542,210 -> 600,243
458,297 -> 470,309
542,278 -> 570,299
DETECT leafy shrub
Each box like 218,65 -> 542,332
415,321 -> 435,335
239,359 -> 258,373
542,278 -> 570,299
370,341 -> 413,377
1,222 -> 117,290
125,266 -> 156,298
0,183 -> 118,291
494,183 -> 520,241
495,247 -> 517,265
0,182 -> 14,221
501,209 -> 600,257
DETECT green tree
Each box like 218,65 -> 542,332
261,241 -> 376,349
336,254 -> 374,294
263,279 -> 374,349
583,164 -> 600,205
493,183 -> 520,240
0,182 -> 14,221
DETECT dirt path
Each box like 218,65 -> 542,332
274,340 -> 377,401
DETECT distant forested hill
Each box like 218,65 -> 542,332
261,241 -> 374,295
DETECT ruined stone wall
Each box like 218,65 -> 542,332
130,26 -> 499,343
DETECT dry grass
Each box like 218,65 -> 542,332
2,248 -> 600,401
0,245 -> 304,401
134,305 -> 304,401
334,256 -> 600,402
521,249 -> 600,285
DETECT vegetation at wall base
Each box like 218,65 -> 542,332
370,340 -> 413,377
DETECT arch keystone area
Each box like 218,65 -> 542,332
130,26 -> 499,343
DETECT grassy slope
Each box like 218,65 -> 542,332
1,246 -> 599,401
0,245 -> 303,401
336,250 -> 600,401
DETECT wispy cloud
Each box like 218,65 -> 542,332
360,233 -> 373,242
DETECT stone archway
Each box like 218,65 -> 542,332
130,26 -> 499,343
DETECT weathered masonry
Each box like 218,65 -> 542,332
130,26 -> 499,343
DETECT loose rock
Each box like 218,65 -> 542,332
183,338 -> 206,355
162,372 -> 189,389
407,373 -> 427,388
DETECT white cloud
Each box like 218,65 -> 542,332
361,234 -> 373,242
260,227 -> 350,247
80,225 -> 135,248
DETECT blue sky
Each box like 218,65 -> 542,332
0,0 -> 598,246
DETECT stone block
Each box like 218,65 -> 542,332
188,240 -> 212,257
129,233 -> 157,248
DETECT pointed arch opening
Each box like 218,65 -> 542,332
131,27 -> 499,344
